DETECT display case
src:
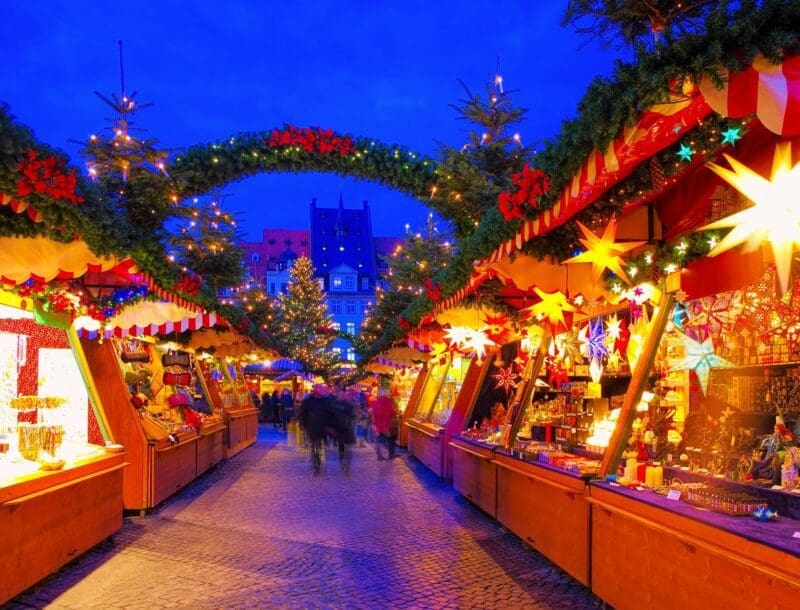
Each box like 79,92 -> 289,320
78,337 -> 224,512
196,357 -> 259,458
0,295 -> 125,604
406,354 -> 471,477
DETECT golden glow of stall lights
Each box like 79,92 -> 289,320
72,315 -> 102,332
700,141 -> 800,294
564,218 -> 645,286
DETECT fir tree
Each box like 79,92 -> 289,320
562,0 -> 719,52
77,43 -> 173,240
361,214 -> 454,356
432,74 -> 536,240
170,193 -> 245,296
276,256 -> 339,376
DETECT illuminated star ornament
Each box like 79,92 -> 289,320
677,143 -> 695,162
721,126 -> 742,146
670,331 -> 735,395
564,218 -> 645,285
526,287 -> 582,330
492,365 -> 520,394
700,142 -> 800,294
461,329 -> 496,360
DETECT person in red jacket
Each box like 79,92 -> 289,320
370,388 -> 399,460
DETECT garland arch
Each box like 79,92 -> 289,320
170,125 -> 440,205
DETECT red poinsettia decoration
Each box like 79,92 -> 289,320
497,165 -> 549,221
267,126 -> 355,157
482,313 -> 511,345
424,278 -> 442,302
175,271 -> 203,296
17,150 -> 83,204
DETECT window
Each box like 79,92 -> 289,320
332,322 -> 341,331
331,300 -> 341,314
345,322 -> 355,335
331,347 -> 342,357
332,276 -> 343,289
361,277 -> 369,289
251,253 -> 260,262
347,348 -> 356,362
280,283 -> 288,293
346,300 -> 356,314
361,300 -> 370,313
269,282 -> 276,294
268,239 -> 276,245
344,275 -> 354,289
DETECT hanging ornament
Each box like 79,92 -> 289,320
721,127 -> 743,146
584,317 -> 609,363
461,329 -> 496,360
627,315 -> 649,370
677,143 -> 695,162
564,218 -> 645,286
444,325 -> 472,349
670,331 -> 736,395
699,141 -> 800,294
546,358 -> 569,389
525,287 -> 582,331
555,327 -> 584,366
482,313 -> 511,345
589,357 -> 604,383
492,365 -> 520,394
683,291 -> 743,342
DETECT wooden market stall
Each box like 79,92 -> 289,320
194,352 -> 259,458
0,289 -> 126,604
430,41 -> 800,604
78,310 -> 226,513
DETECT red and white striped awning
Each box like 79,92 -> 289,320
76,309 -> 216,340
699,54 -> 800,135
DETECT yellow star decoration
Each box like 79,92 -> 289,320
526,287 -> 582,329
700,141 -> 800,294
564,218 -> 645,285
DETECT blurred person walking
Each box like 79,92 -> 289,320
370,388 -> 399,460
299,384 -> 330,474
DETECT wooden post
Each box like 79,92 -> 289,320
508,329 -> 552,446
598,291 -> 675,477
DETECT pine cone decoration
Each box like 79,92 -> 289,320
649,157 -> 667,191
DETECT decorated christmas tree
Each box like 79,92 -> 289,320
276,255 -> 339,376
432,72 -> 537,240
361,214 -> 454,354
77,42 -> 173,239
169,193 -> 245,297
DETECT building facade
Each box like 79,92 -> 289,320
240,197 -> 402,363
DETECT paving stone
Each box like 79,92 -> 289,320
7,425 -> 601,609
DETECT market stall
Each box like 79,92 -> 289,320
0,290 -> 125,603
405,353 -> 474,477
192,337 -> 260,458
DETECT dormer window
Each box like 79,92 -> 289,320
251,253 -> 260,262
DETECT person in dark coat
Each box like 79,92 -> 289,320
331,388 -> 356,473
280,389 -> 294,431
298,384 -> 330,474
270,389 -> 281,426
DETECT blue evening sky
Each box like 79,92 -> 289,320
1,1 -> 625,239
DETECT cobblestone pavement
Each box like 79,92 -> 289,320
7,426 -> 602,610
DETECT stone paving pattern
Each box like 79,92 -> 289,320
7,426 -> 602,609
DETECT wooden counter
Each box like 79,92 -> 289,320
406,420 -> 445,477
0,451 -> 126,604
494,452 -> 591,586
589,483 -> 800,610
450,437 -> 497,518
196,420 -> 226,476
225,407 -> 259,458
152,431 -> 199,506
